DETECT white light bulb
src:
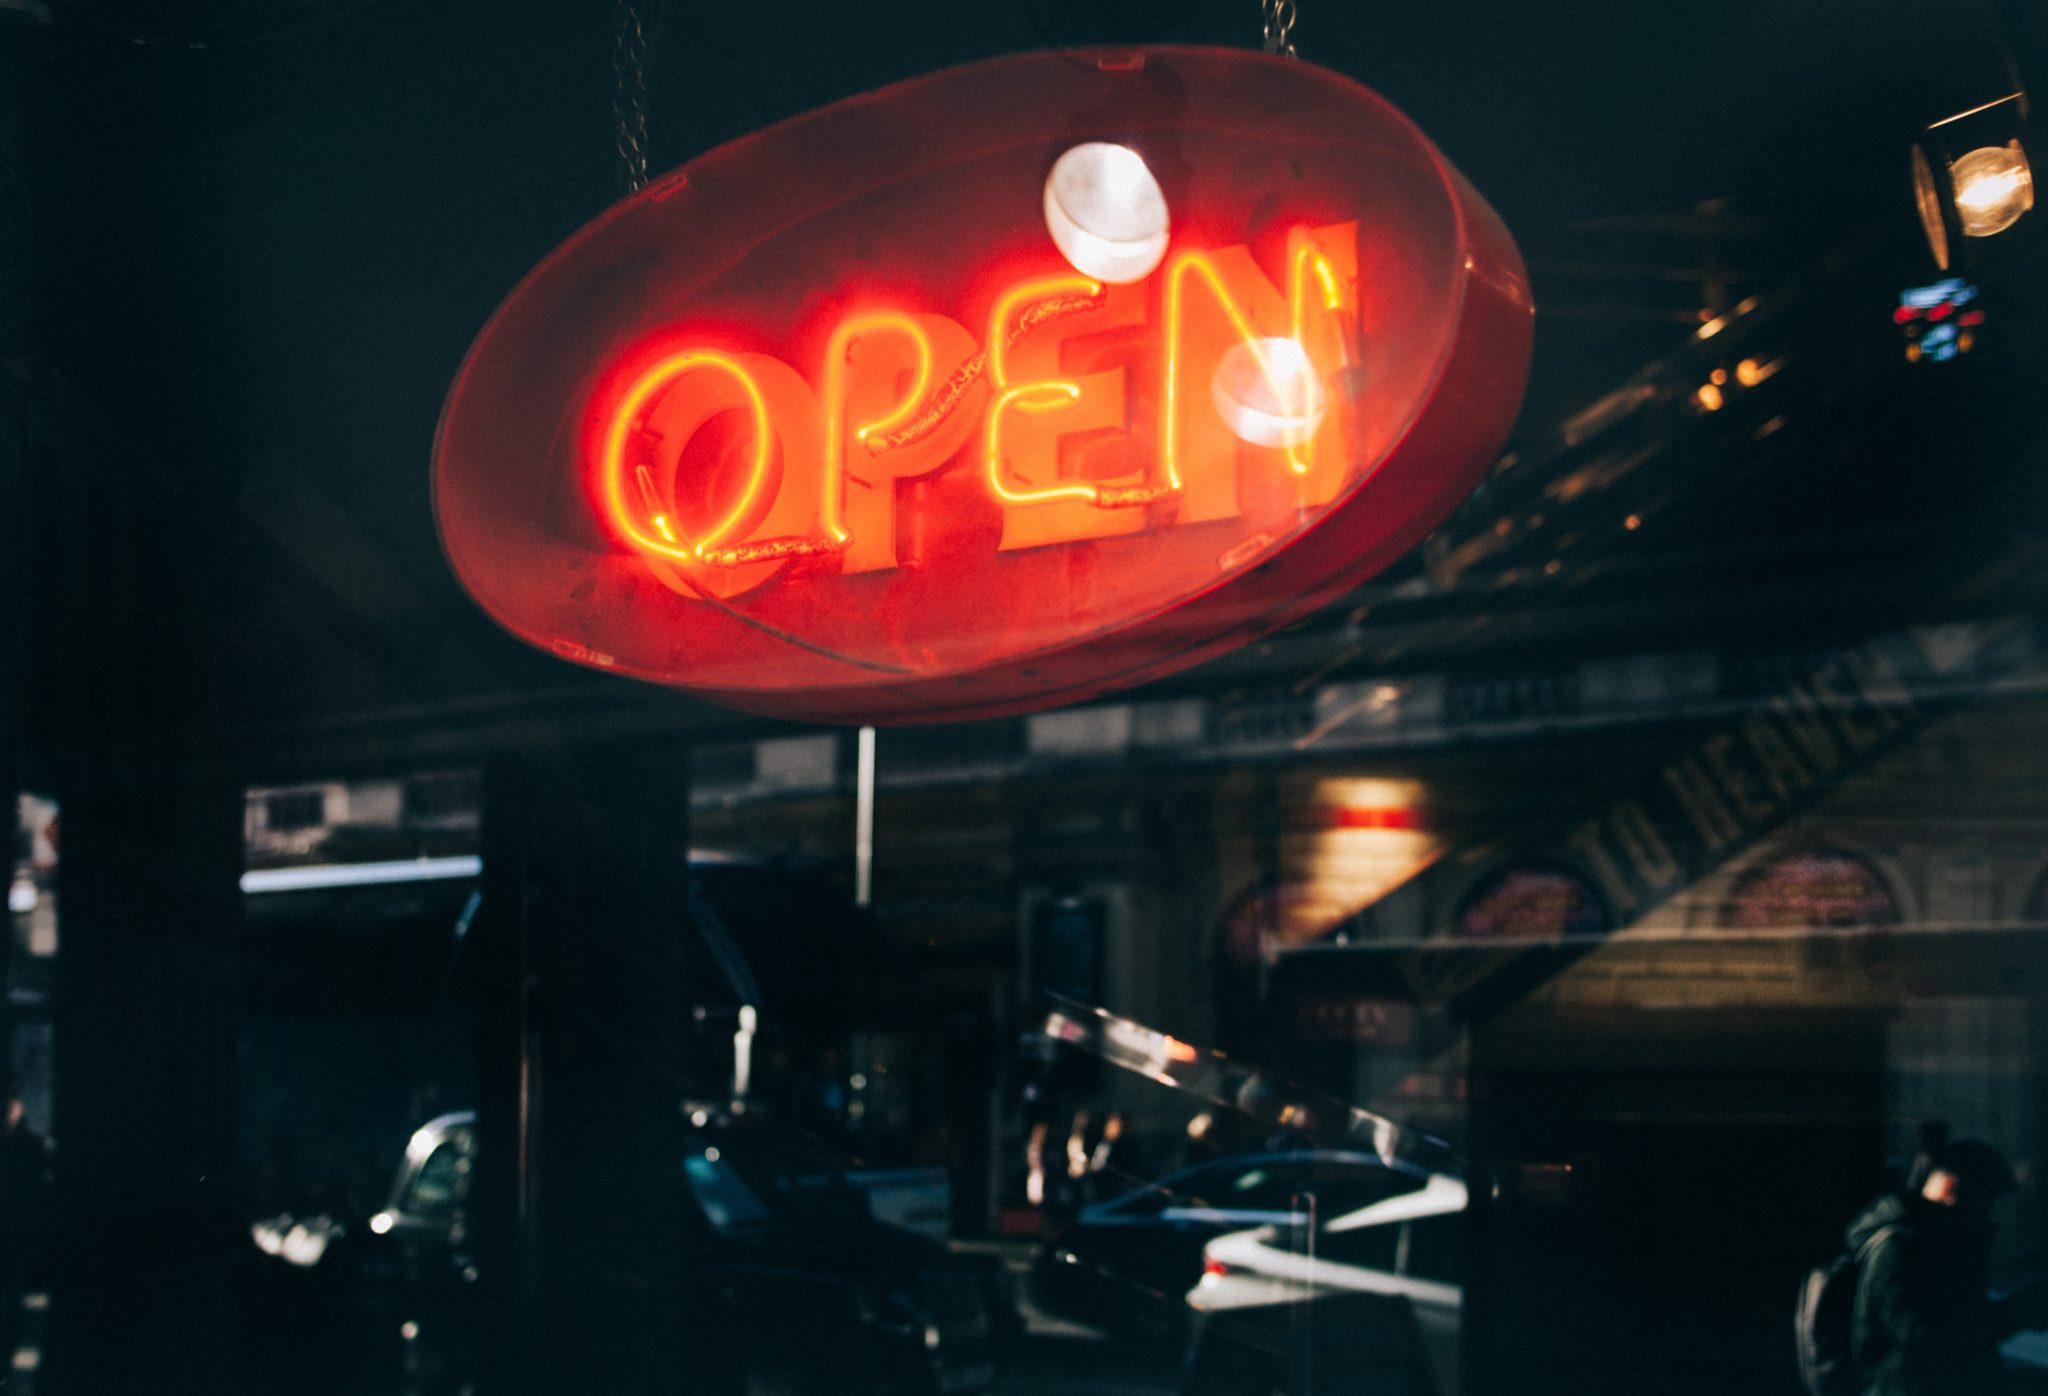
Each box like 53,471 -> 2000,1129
1043,142 -> 1170,284
1951,141 -> 2033,238
1210,336 -> 1327,448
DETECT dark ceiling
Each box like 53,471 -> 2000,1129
12,0 -> 2048,779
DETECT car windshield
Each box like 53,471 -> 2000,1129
1113,1153 -> 1421,1216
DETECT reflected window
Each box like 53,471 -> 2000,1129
1718,848 -> 1899,931
1455,864 -> 1611,941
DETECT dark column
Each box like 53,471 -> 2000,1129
44,770 -> 245,1396
0,0 -> 43,1068
26,213 -> 244,1388
473,746 -> 699,1395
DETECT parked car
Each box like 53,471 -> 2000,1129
1028,1150 -> 1429,1358
1182,1169 -> 1467,1396
294,1110 -> 1004,1395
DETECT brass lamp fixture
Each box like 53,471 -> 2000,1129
1914,92 -> 2035,270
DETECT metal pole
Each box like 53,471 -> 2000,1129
854,726 -> 876,908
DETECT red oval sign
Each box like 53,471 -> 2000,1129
434,47 -> 1532,723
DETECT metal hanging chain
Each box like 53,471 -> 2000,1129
1262,0 -> 1299,56
612,0 -> 652,195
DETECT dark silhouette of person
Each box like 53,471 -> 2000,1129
1847,1138 -> 2026,1395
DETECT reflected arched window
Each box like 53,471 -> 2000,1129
1718,848 -> 1899,931
1453,865 -> 1611,941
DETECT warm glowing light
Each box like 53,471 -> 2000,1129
985,383 -> 1094,504
598,225 -> 1360,574
1951,141 -> 2033,238
601,350 -> 774,562
1624,514 -> 1641,531
1694,383 -> 1724,412
1163,249 -> 1340,484
1211,336 -> 1326,448
982,274 -> 1129,509
1734,356 -> 1780,387
988,274 -> 1101,385
1043,143 -> 1170,284
823,311 -> 936,543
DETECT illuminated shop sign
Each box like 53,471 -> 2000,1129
591,221 -> 1363,585
435,48 -> 1532,723
1454,865 -> 1610,941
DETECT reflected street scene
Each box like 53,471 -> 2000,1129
13,1 -> 2048,1393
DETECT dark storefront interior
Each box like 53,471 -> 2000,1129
8,1 -> 2048,1393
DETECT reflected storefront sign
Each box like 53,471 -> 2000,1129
1719,848 -> 1899,930
435,48 -> 1531,723
1453,865 -> 1611,942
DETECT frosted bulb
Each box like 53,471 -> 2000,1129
1210,337 -> 1327,448
1951,141 -> 2033,238
1043,143 -> 1170,284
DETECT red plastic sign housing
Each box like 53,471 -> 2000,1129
434,47 -> 1532,723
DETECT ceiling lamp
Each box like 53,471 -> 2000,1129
1913,93 -> 2035,270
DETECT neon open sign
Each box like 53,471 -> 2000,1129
594,221 -> 1361,590
435,48 -> 1532,723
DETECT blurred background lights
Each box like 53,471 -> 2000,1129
1950,141 -> 2034,237
1896,278 -> 1983,363
1043,142 -> 1169,284
1210,336 -> 1327,447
